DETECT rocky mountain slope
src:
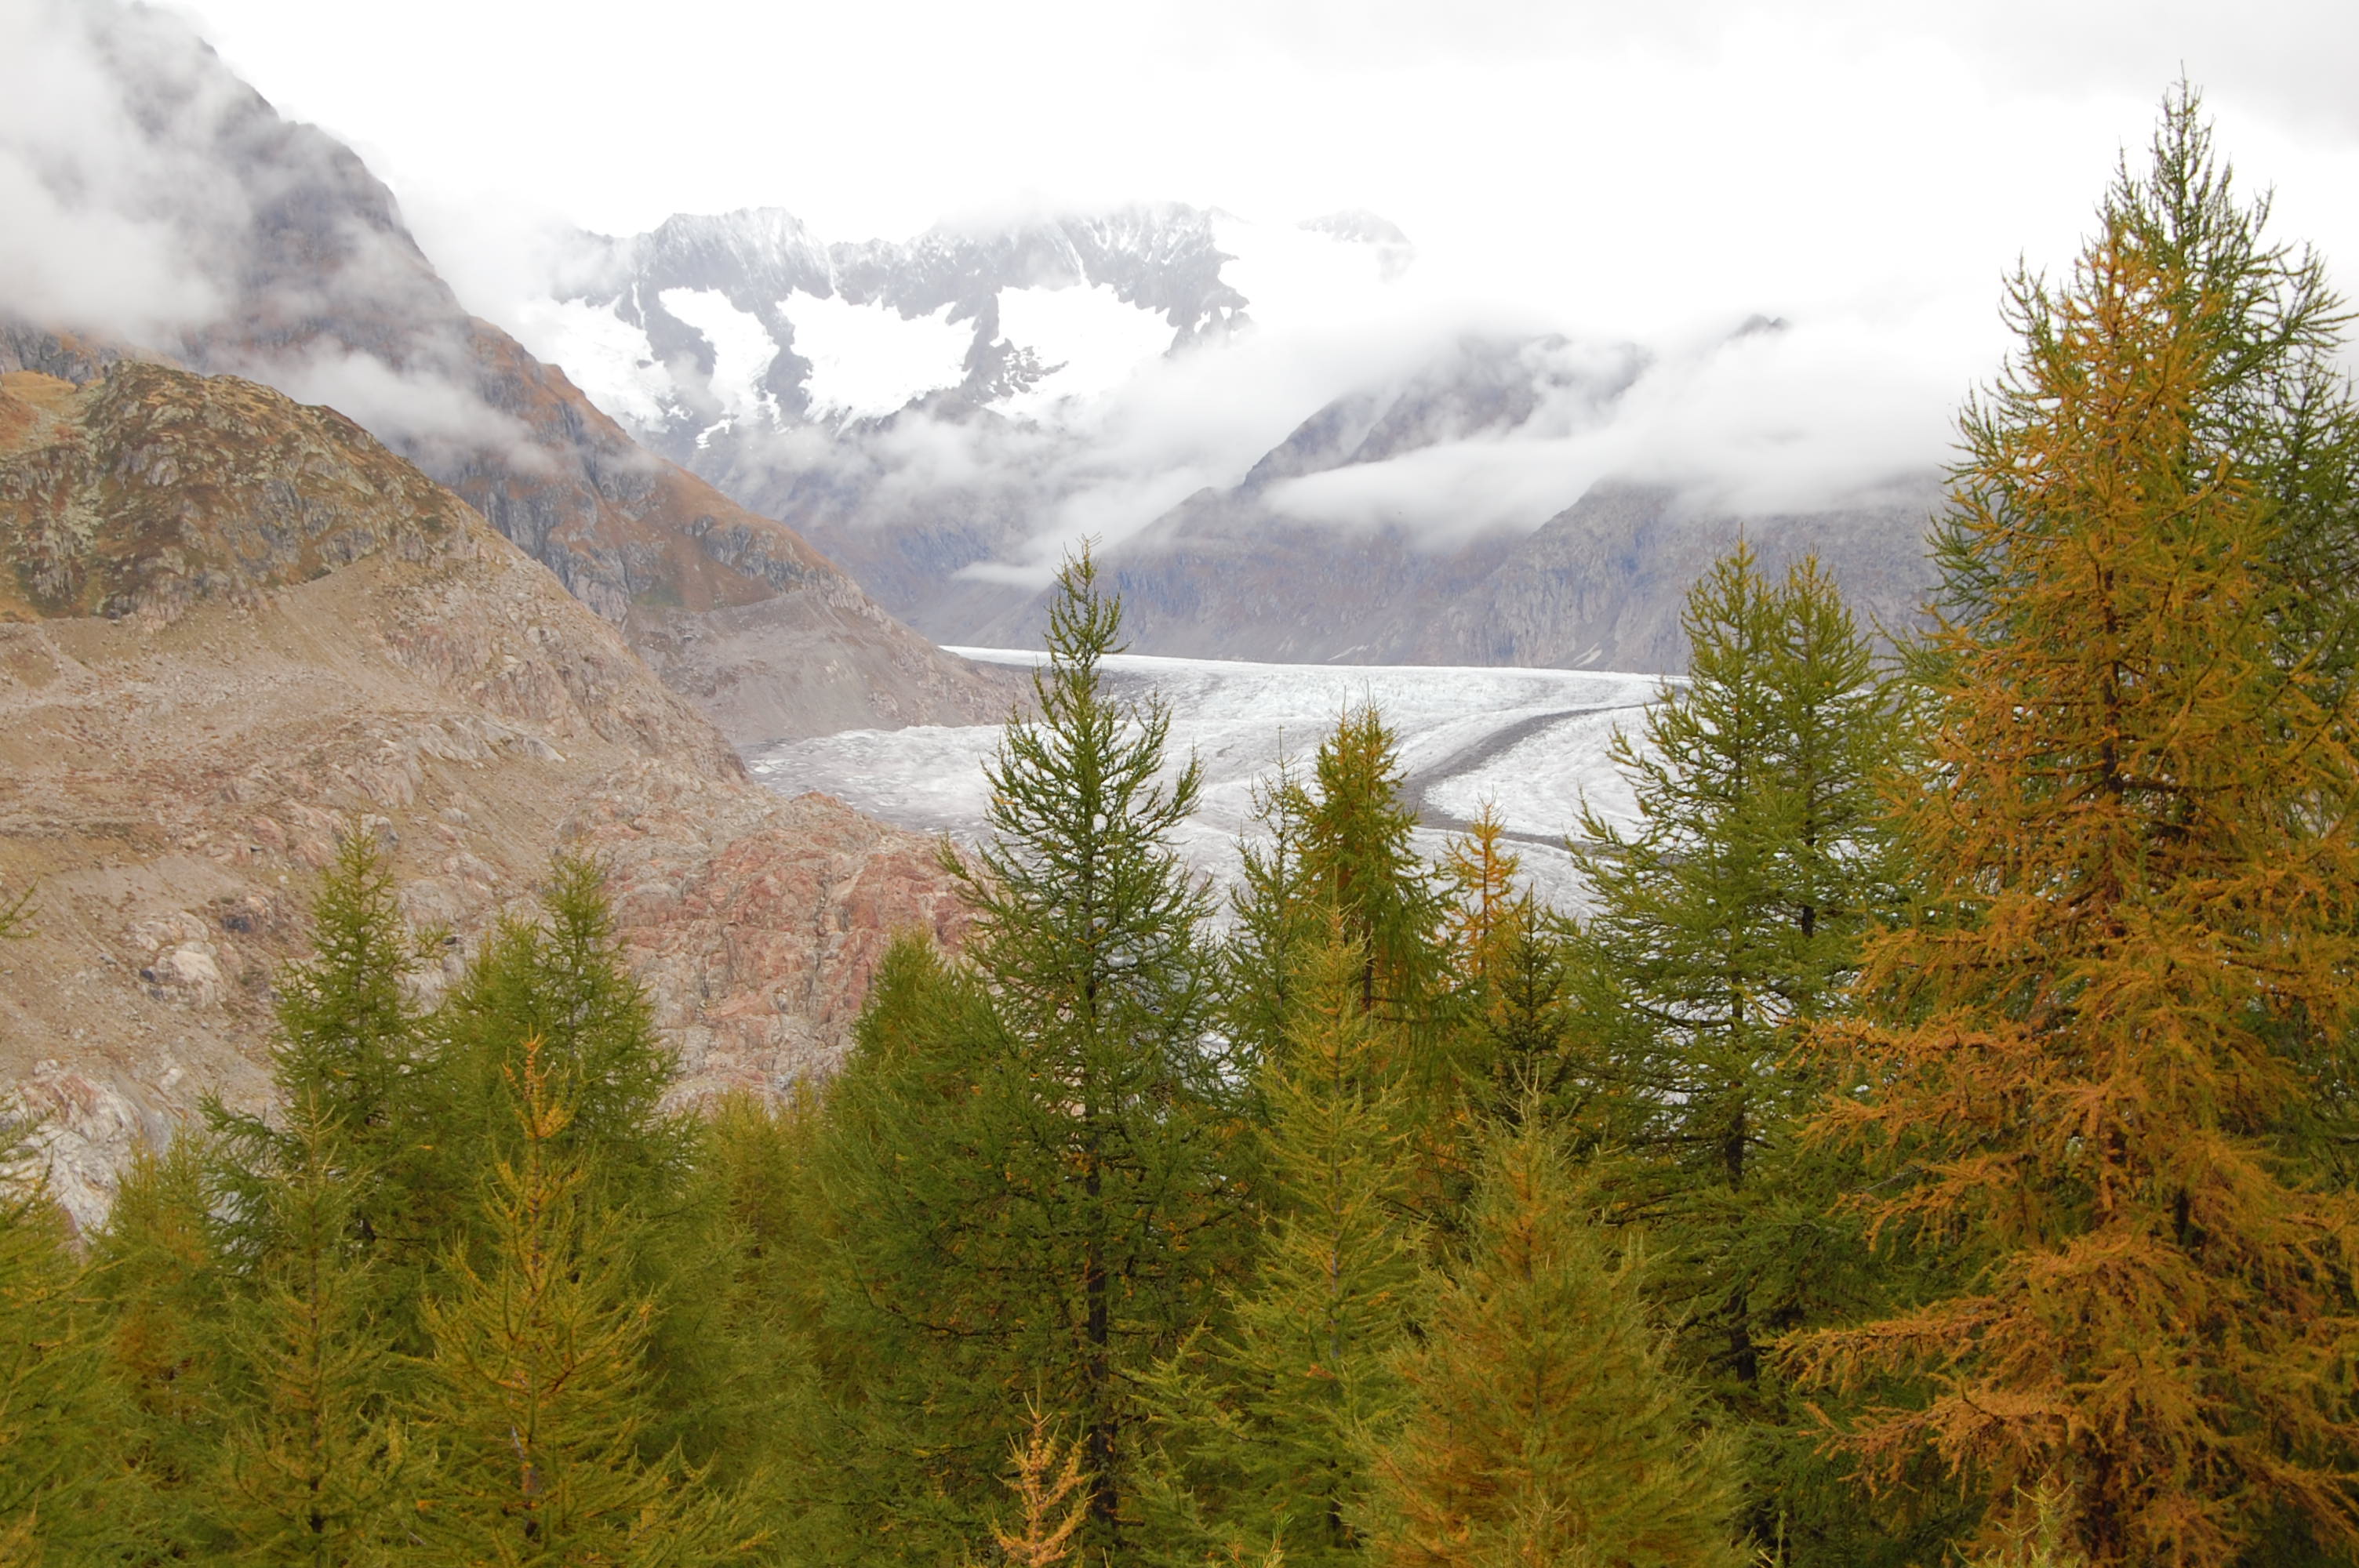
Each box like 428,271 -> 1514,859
7,1 -> 1005,745
991,481 -> 1943,670
546,204 -> 1257,451
0,362 -> 969,1226
517,205 -> 1940,668
951,343 -> 1942,666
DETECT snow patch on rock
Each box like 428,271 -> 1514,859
791,292 -> 972,422
993,284 -> 1177,419
512,296 -> 671,430
656,287 -> 782,434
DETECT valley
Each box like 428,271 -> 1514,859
750,647 -> 1666,913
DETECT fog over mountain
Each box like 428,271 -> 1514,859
498,203 -> 1943,663
16,0 -> 2353,675
0,0 -> 1005,742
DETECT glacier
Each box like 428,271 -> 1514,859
747,648 -> 1667,916
993,281 -> 1182,419
507,296 -> 670,429
794,292 -> 973,422
657,286 -> 783,436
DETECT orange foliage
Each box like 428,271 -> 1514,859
1788,187 -> 2359,1563
990,1403 -> 1092,1568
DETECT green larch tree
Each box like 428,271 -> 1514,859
89,1135 -> 229,1550
1143,927 -> 1423,1568
942,549 -> 1239,1559
421,855 -> 691,1229
1223,759 -> 1324,1075
1365,1117 -> 1743,1568
209,832 -> 423,1276
1572,543 -> 1899,1558
814,553 -> 1241,1566
205,1105 -> 407,1565
1299,707 -> 1448,1033
191,835 -> 420,1560
417,856 -> 754,1476
410,1043 -> 760,1567
0,1156 -> 143,1564
800,935 -> 1018,1566
1578,543 -> 1890,1208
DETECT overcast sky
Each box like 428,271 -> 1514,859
0,0 -> 2330,539
165,0 -> 2359,338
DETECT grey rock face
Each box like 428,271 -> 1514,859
554,202 -> 1255,460
12,0 -> 1005,742
1416,481 -> 1944,671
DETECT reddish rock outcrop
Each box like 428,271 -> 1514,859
569,766 -> 972,1101
0,363 -> 968,1227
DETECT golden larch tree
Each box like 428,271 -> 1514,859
1790,93 -> 2359,1566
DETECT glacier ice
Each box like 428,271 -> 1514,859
792,292 -> 972,421
508,296 -> 671,429
747,648 -> 1666,916
992,283 -> 1180,419
656,286 -> 782,431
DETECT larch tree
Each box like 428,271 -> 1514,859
0,1158 -> 143,1564
989,1405 -> 1092,1568
421,855 -> 692,1229
209,832 -> 422,1276
1441,811 -> 1593,1135
1366,1117 -> 1744,1568
1578,543 -> 1891,1205
1299,706 -> 1448,1034
804,935 -> 1031,1567
198,835 -> 419,1559
417,857 -> 750,1475
1143,928 -> 1423,1568
1790,90 -> 2359,1567
1571,543 -> 1899,1559
90,1136 -> 230,1551
1441,805 -> 1522,1000
869,549 -> 1240,1563
1224,759 -> 1324,1076
1576,544 -> 1892,1367
411,1043 -> 760,1567
206,1105 -> 407,1565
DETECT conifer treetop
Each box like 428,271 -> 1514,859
1793,86 -> 2359,1568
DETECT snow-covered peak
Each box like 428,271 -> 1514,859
1300,209 -> 1412,248
516,203 -> 1408,452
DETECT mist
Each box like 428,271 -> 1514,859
16,0 -> 2359,611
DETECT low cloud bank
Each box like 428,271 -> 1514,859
3,0 -> 1997,590
896,294 -> 1978,586
0,0 -> 564,480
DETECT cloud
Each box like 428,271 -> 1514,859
256,344 -> 555,477
1609,307 -> 1979,511
0,0 -> 241,339
0,1 -> 588,485
134,0 -> 2350,589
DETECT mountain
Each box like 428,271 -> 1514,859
511,201 -> 1452,630
0,360 -> 969,1225
545,204 -> 1252,452
1412,480 -> 1943,670
515,201 -> 1940,667
5,1 -> 1005,746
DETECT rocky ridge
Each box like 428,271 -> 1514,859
7,2 -> 1007,746
0,364 -> 968,1226
554,203 -> 1252,450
